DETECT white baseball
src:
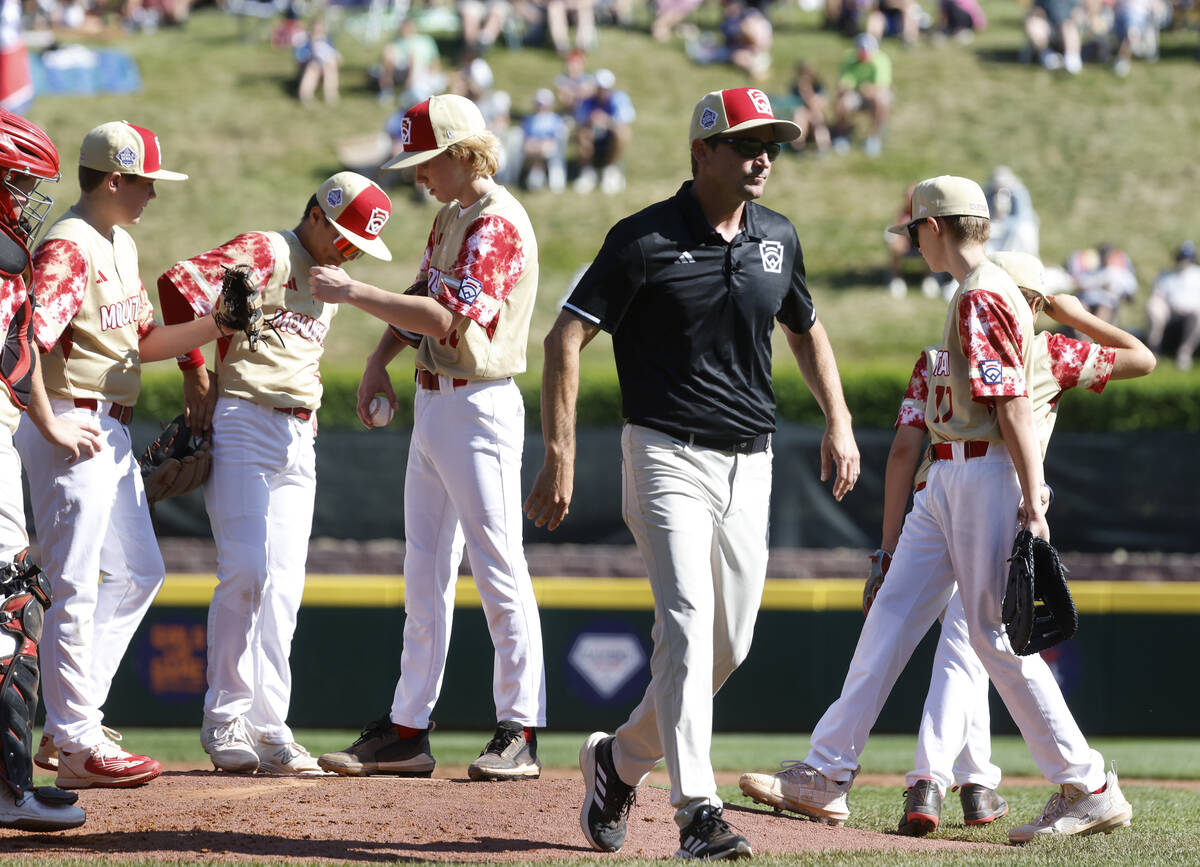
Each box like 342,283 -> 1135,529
367,395 -> 394,428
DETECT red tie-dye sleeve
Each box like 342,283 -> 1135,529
1046,333 -> 1115,394
894,351 -> 929,429
430,214 -> 525,338
958,289 -> 1026,401
158,232 -> 276,317
418,222 -> 435,280
30,239 -> 89,352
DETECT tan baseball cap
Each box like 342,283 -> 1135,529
689,87 -> 801,145
316,172 -> 393,261
991,251 -> 1048,299
79,121 -> 188,181
887,175 -> 989,235
382,94 -> 488,170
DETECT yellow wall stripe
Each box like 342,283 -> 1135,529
154,574 -> 1200,614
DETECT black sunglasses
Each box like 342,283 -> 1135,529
906,219 -> 926,249
710,137 -> 782,162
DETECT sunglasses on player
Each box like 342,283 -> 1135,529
326,218 -> 364,260
709,137 -> 782,162
906,218 -> 927,249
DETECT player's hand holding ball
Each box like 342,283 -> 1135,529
366,394 -> 395,429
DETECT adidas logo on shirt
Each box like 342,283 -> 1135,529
675,251 -> 695,264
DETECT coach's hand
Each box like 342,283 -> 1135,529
822,418 -> 860,502
524,458 -> 573,531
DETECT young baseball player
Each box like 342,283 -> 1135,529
17,120 -> 227,789
0,108 -> 96,830
525,87 -> 859,860
864,252 -> 1155,836
155,172 -> 393,775
739,178 -> 1133,844
311,94 -> 547,782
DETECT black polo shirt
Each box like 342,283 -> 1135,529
564,181 -> 816,440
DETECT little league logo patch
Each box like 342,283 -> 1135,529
326,187 -> 343,209
979,359 -> 1003,385
115,146 -> 137,168
699,107 -> 718,130
759,240 -> 784,274
748,89 -> 772,115
365,206 -> 389,235
457,273 -> 483,304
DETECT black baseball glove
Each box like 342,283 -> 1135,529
212,264 -> 265,350
138,413 -> 212,504
1002,528 -> 1077,656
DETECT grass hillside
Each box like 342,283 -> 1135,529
24,2 -> 1200,377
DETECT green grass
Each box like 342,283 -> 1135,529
23,2 -> 1200,379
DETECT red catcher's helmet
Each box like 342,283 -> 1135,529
0,109 -> 60,252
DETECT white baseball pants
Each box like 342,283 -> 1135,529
611,424 -> 771,830
0,425 -> 29,563
16,401 -> 164,752
390,377 -> 546,730
203,397 -> 315,745
806,444 -> 1105,792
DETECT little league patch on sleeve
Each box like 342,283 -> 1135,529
457,273 -> 483,304
979,359 -> 1003,385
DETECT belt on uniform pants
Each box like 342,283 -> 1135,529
73,398 -> 133,425
275,406 -> 313,420
928,440 -> 989,461
633,421 -> 770,455
415,369 -> 468,390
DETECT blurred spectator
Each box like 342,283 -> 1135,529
554,48 -> 593,116
450,56 -> 523,185
773,61 -> 831,154
295,16 -> 341,105
983,165 -> 1039,256
573,67 -> 633,194
520,87 -> 568,192
832,32 -> 891,157
1024,0 -> 1083,74
545,0 -> 596,54
1146,241 -> 1200,368
458,0 -> 512,51
685,0 -> 773,80
865,0 -> 921,46
885,183 -> 942,297
379,17 -> 445,108
937,0 -> 986,41
827,0 -> 873,37
652,0 -> 705,41
1069,242 -> 1138,322
1110,0 -> 1164,76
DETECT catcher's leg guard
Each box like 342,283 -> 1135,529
0,552 -> 85,831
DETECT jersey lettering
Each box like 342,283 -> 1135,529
438,329 -> 460,349
272,310 -> 328,345
932,350 -> 950,377
98,294 -> 141,331
933,384 -> 954,423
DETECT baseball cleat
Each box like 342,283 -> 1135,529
34,734 -> 58,772
201,716 -> 260,773
256,741 -> 330,775
1008,764 -> 1132,843
738,761 -> 855,826
897,778 -> 941,836
56,739 -> 162,789
675,805 -> 752,860
960,783 -> 1008,825
317,715 -> 435,777
467,721 -> 541,781
579,732 -> 636,852
0,786 -> 86,832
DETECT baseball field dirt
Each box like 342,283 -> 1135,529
0,770 -> 1002,861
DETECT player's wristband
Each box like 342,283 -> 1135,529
176,348 -> 205,370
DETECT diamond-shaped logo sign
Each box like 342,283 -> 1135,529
568,633 -> 646,700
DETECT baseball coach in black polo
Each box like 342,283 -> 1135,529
525,86 -> 861,860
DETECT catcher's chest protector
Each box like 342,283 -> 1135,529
0,554 -> 51,794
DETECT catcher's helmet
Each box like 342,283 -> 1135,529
0,109 -> 60,253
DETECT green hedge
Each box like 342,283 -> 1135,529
137,364 -> 1200,433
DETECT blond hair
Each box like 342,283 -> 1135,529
445,131 -> 501,180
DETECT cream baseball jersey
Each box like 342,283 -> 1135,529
160,231 -> 333,411
901,332 -> 1115,486
414,186 -> 537,381
32,209 -> 155,406
925,261 -> 1035,445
